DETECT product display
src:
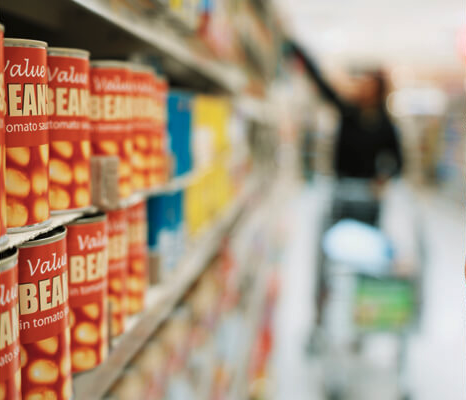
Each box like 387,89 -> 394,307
66,212 -> 108,373
0,3 -> 277,399
4,39 -> 49,231
126,200 -> 148,315
90,61 -> 133,200
47,47 -> 91,213
107,208 -> 129,337
0,248 -> 21,400
0,24 -> 6,248
17,226 -> 71,400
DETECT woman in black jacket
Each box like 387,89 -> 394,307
289,42 -> 403,180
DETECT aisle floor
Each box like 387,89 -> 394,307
272,181 -> 466,400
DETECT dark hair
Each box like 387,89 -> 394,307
367,69 -> 387,107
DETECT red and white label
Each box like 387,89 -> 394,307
0,261 -> 21,400
4,44 -> 50,228
18,234 -> 72,400
127,200 -> 148,314
47,55 -> 90,142
90,66 -> 133,198
4,46 -> 48,148
67,219 -> 108,308
107,208 -> 128,336
0,31 -> 6,237
18,236 -> 69,343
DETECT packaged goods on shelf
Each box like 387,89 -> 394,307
167,91 -> 193,177
107,208 -> 129,337
0,247 -> 21,400
4,38 -> 50,232
0,25 -> 6,248
17,226 -> 72,400
126,200 -> 149,315
90,61 -> 133,200
66,212 -> 109,373
47,47 -> 92,214
130,66 -> 168,190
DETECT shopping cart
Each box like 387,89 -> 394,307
312,179 -> 419,400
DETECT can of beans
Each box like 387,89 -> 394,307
107,208 -> 128,337
66,211 -> 108,373
4,38 -> 50,232
0,247 -> 21,400
130,65 -> 157,191
153,75 -> 168,185
127,199 -> 148,314
0,25 -> 7,248
47,47 -> 92,214
18,226 -> 72,400
90,61 -> 132,200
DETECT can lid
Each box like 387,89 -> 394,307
91,60 -> 131,69
48,47 -> 90,59
0,247 -> 18,272
20,226 -> 67,248
68,210 -> 107,226
4,38 -> 48,48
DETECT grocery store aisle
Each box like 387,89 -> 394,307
272,183 -> 328,400
406,192 -> 466,400
271,181 -> 465,400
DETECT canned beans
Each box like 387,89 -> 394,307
107,208 -> 128,337
18,226 -> 72,400
4,39 -> 50,232
0,26 -> 7,246
152,76 -> 168,185
67,212 -> 109,373
90,61 -> 132,199
47,48 -> 92,213
0,248 -> 21,400
127,200 -> 148,314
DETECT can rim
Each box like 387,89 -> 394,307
91,60 -> 131,69
68,211 -> 107,226
48,47 -> 90,59
0,247 -> 18,272
4,38 -> 48,48
0,24 -> 4,33
20,226 -> 67,248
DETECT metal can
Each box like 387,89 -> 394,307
127,199 -> 148,314
18,226 -> 72,400
0,25 -> 7,248
66,211 -> 108,373
130,65 -> 157,191
4,38 -> 50,232
47,47 -> 92,213
0,247 -> 21,400
107,208 -> 128,337
153,76 -> 168,185
90,61 -> 132,199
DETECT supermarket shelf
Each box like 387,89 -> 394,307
1,171 -> 199,252
73,178 -> 258,400
71,0 -> 247,93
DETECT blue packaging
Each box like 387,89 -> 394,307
167,91 -> 193,177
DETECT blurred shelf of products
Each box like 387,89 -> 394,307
0,0 -> 464,400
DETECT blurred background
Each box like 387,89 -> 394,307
2,0 -> 464,399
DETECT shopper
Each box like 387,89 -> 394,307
288,41 -> 403,181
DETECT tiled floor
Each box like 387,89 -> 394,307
272,180 -> 465,400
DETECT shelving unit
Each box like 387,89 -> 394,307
73,177 -> 259,399
1,171 -> 200,252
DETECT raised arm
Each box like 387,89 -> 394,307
288,41 -> 347,112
